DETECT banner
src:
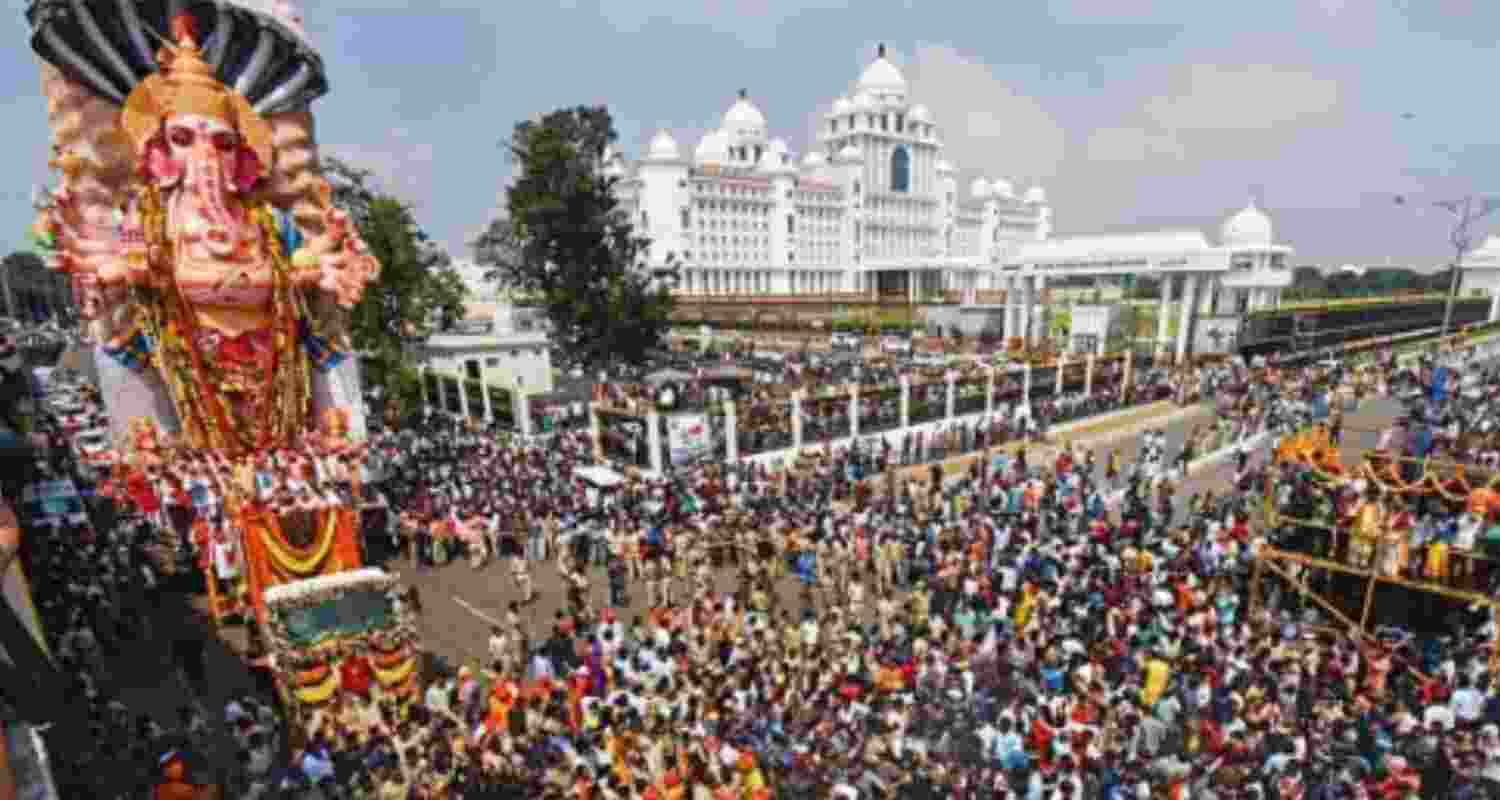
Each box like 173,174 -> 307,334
666,413 -> 712,466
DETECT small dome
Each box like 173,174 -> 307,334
990,178 -> 1015,198
695,129 -> 729,165
769,138 -> 789,156
722,91 -> 766,135
831,96 -> 854,115
908,104 -> 932,123
1023,186 -> 1047,204
935,159 -> 955,175
851,91 -> 876,110
969,178 -> 992,199
837,144 -> 864,163
603,161 -> 627,179
1221,199 -> 1274,248
858,44 -> 908,98
801,151 -> 827,168
646,129 -> 680,161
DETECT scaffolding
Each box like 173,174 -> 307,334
1256,444 -> 1500,679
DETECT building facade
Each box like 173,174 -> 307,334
611,44 -> 1294,351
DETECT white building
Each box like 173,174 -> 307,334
612,43 -> 1294,357
420,304 -> 553,397
1460,235 -> 1500,322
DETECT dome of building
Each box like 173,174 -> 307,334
722,90 -> 766,136
831,96 -> 854,116
969,177 -> 991,199
908,103 -> 932,123
851,91 -> 877,110
603,160 -> 627,179
935,159 -> 955,175
1221,200 -> 1274,248
990,178 -> 1015,198
837,144 -> 864,163
1023,186 -> 1047,204
646,129 -> 680,161
802,151 -> 827,168
858,44 -> 907,98
695,129 -> 729,164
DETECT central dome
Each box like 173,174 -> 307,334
722,90 -> 767,136
1221,200 -> 1274,248
858,44 -> 907,98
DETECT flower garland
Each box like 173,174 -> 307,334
259,509 -> 340,576
294,668 -> 339,705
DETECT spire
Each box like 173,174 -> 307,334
877,43 -> 886,58
738,88 -> 747,100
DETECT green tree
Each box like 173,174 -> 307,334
474,105 -> 677,368
322,157 -> 467,416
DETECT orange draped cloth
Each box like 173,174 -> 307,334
239,504 -> 363,623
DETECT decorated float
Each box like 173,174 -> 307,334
262,568 -> 420,721
24,1 -> 423,718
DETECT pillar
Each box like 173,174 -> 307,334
435,373 -> 448,412
1023,363 -> 1032,403
1198,276 -> 1216,315
480,377 -> 494,423
1491,291 -> 1500,323
1176,275 -> 1198,364
1124,349 -> 1134,392
724,400 -> 739,461
646,410 -> 664,473
908,270 -> 917,304
1031,274 -> 1047,344
1085,354 -> 1095,397
985,366 -> 996,416
945,374 -> 957,420
1055,354 -> 1066,395
849,385 -> 860,439
419,368 -> 430,412
515,391 -> 533,435
589,402 -> 604,461
791,391 -> 804,449
899,375 -> 911,429
457,374 -> 471,419
1023,275 -> 1037,347
1155,276 -> 1174,357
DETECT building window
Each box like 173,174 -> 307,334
880,115 -> 889,131
896,114 -> 905,133
641,210 -> 649,227
786,215 -> 795,234
754,145 -> 763,163
680,208 -> 690,229
464,360 -> 481,381
890,147 -> 910,193
485,357 -> 499,367
830,119 -> 838,134
853,180 -> 861,195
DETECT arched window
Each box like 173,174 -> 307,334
890,147 -> 910,193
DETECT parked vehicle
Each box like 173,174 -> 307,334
830,331 -> 862,350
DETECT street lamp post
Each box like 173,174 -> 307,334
1404,195 -> 1500,338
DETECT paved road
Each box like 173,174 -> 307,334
394,396 -> 1405,672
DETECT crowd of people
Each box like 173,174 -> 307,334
15,341 -> 1500,800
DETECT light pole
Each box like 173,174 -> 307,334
1399,194 -> 1500,337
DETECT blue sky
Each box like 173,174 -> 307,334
4,0 -> 1500,268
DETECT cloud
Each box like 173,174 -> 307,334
324,128 -> 436,211
1084,64 -> 1341,165
900,44 -> 1067,191
595,0 -> 847,48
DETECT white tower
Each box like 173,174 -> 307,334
637,130 -> 689,266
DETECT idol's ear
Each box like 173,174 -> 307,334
231,144 -> 264,194
140,132 -> 183,188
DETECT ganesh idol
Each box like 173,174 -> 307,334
35,13 -> 376,457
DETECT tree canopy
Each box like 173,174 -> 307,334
322,157 -> 467,416
474,105 -> 676,368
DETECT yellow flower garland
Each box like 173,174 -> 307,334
260,510 -> 339,576
294,666 -> 339,705
373,655 -> 416,687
